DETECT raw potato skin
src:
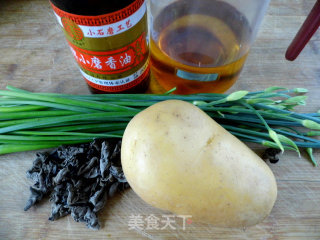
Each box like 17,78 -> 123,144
121,100 -> 277,228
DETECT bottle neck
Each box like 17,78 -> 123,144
50,0 -> 135,16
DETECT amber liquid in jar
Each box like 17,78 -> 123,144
150,0 -> 251,94
51,0 -> 150,94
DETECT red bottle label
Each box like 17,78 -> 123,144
51,0 -> 149,92
68,33 -> 148,75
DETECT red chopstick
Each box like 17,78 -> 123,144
285,0 -> 320,61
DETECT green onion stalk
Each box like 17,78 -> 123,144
0,86 -> 319,166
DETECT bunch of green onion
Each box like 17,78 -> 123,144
0,86 -> 319,166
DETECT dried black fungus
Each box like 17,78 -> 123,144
24,139 -> 129,230
262,148 -> 281,164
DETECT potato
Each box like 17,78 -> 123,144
121,100 -> 277,228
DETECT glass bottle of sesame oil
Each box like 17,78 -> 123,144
50,0 -> 150,94
149,0 -> 270,94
